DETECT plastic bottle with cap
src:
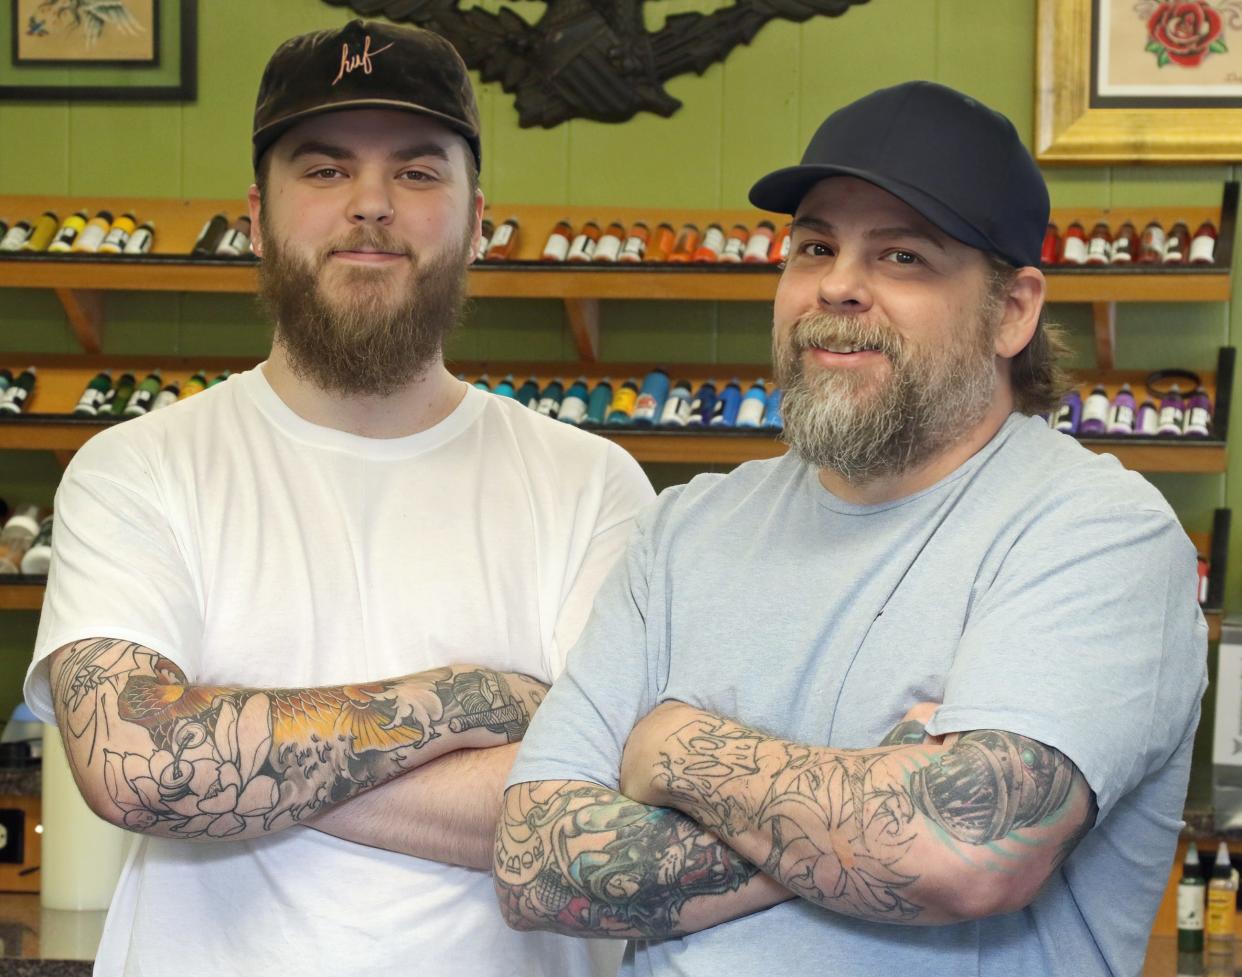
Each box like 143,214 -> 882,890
0,504 -> 42,574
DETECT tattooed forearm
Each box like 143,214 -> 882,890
626,706 -> 1094,924
494,781 -> 790,938
50,637 -> 548,840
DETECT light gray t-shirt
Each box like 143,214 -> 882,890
509,413 -> 1207,977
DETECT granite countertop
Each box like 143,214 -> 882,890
0,894 -> 100,976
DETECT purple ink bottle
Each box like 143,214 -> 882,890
1156,384 -> 1185,436
1105,383 -> 1136,435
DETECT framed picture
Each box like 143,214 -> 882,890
1036,0 -> 1242,162
0,0 -> 195,101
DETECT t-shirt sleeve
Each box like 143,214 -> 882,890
924,501 -> 1208,824
509,498 -> 660,791
23,435 -> 202,724
546,441 -> 654,677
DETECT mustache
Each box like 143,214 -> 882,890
321,229 -> 414,261
789,311 -> 902,357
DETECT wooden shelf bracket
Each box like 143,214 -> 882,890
53,287 -> 104,354
1092,300 -> 1116,371
564,298 -> 600,361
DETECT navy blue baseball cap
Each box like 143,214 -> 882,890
749,81 -> 1048,268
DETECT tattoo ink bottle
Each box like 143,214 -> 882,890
105,372 -> 136,416
541,220 -> 573,262
605,379 -> 640,425
123,370 -> 164,416
0,220 -> 30,251
558,377 -> 590,425
719,224 -> 750,263
122,222 -> 155,255
658,378 -> 693,427
687,380 -> 717,427
535,378 -> 565,418
1180,841 -> 1206,953
1184,386 -> 1213,438
1163,221 -> 1190,264
1110,221 -> 1136,264
1085,222 -> 1112,265
585,378 -> 613,425
72,370 -> 113,417
179,370 -> 208,400
71,210 -> 114,254
646,223 -> 676,262
1157,384 -> 1186,436
19,513 -> 54,575
1040,223 -> 1060,265
215,216 -> 253,257
1205,842 -> 1236,954
190,214 -> 230,256
667,223 -> 700,263
207,370 -> 231,388
592,222 -> 627,263
743,221 -> 776,263
514,376 -> 541,409
618,222 -> 649,263
484,218 -> 519,261
0,367 -> 37,415
1052,389 -> 1082,435
709,378 -> 743,427
473,374 -> 491,392
567,221 -> 601,263
691,223 -> 726,263
1138,221 -> 1166,264
763,386 -> 784,429
0,504 -> 42,574
149,381 -> 181,412
1190,221 -> 1218,265
1135,398 -> 1159,436
21,211 -> 60,252
1078,384 -> 1110,435
735,378 -> 768,428
97,212 -> 137,254
1059,221 -> 1087,264
631,369 -> 670,426
47,211 -> 88,253
492,374 -> 516,399
1105,383 -> 1136,435
475,218 -> 494,262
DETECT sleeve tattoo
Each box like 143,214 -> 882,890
648,713 -> 1094,923
495,781 -> 761,938
52,637 -> 547,839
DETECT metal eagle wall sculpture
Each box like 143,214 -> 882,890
324,0 -> 870,127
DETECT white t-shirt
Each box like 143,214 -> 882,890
24,366 -> 654,977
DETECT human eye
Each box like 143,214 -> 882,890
884,249 -> 923,266
306,165 -> 344,180
795,240 -> 834,258
399,167 -> 439,183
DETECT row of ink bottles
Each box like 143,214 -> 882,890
538,220 -> 789,265
1043,220 -> 1217,266
468,371 -> 784,429
1048,383 -> 1212,438
0,210 -> 155,255
68,369 -> 228,417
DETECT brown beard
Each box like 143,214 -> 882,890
257,216 -> 471,397
773,303 -> 1000,484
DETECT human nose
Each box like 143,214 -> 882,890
346,172 -> 394,225
815,252 -> 872,314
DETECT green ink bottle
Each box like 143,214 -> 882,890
106,372 -> 137,416
72,370 -> 113,417
123,370 -> 164,416
0,367 -> 37,415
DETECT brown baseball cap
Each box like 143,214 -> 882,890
252,20 -> 481,171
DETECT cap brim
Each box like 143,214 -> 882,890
253,98 -> 481,170
748,163 -> 1010,263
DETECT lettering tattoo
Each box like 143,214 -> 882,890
495,781 -> 759,938
53,638 -> 546,838
648,715 -> 1087,923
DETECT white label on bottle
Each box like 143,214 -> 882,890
1061,236 -> 1088,263
698,226 -> 725,258
1109,236 -> 1131,262
659,397 -> 690,426
1190,234 -> 1216,264
541,232 -> 570,262
74,388 -> 105,413
736,396 -> 766,427
558,396 -> 587,424
567,233 -> 596,261
1144,227 -> 1166,255
1179,884 -> 1205,930
48,226 -> 80,252
74,223 -> 107,253
216,231 -> 251,256
778,234 -> 791,261
1158,405 -> 1184,433
124,391 -> 154,416
1086,237 -> 1110,261
593,234 -> 622,262
619,235 -> 646,261
1082,392 -> 1110,424
1136,406 -> 1158,435
742,233 -> 772,262
123,228 -> 153,254
100,226 -> 131,252
1106,404 -> 1134,433
490,223 -> 514,249
1185,406 -> 1211,435
720,236 -> 746,263
0,225 -> 29,251
536,395 -> 559,417
0,387 -> 28,413
149,390 -> 179,412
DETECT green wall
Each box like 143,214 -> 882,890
0,0 -> 1236,730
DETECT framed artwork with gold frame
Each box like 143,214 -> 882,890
1037,0 -> 1242,163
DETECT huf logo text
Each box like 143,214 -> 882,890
332,35 -> 394,85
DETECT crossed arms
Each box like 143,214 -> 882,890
49,636 -> 546,851
494,702 -> 1096,936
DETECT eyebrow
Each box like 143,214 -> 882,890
791,216 -> 947,253
287,140 -> 451,164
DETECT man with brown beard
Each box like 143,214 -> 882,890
22,21 -> 651,977
496,82 -> 1206,977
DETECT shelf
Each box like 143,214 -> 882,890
0,577 -> 44,611
0,187 -> 1235,362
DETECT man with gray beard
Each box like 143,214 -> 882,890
22,21 -> 651,977
497,81 -> 1205,977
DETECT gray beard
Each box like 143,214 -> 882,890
774,310 -> 999,485
258,221 -> 470,398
